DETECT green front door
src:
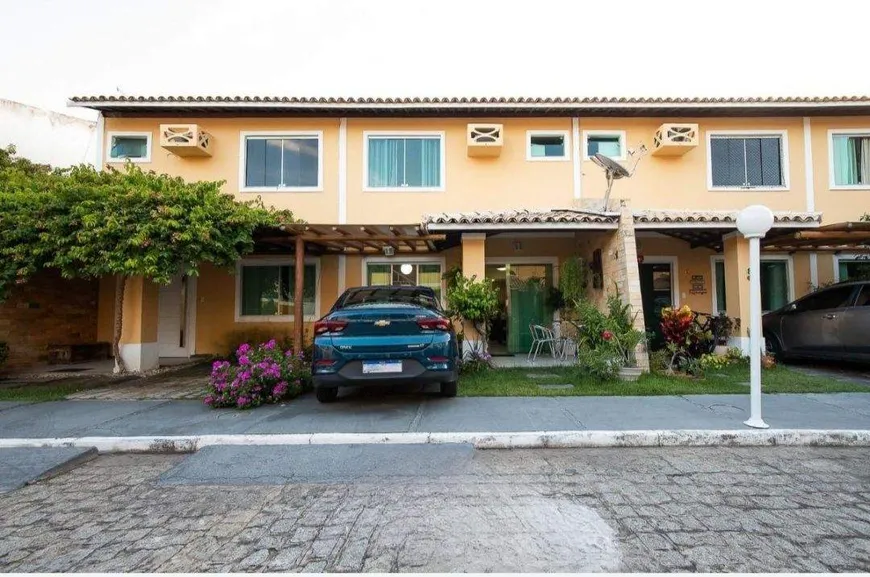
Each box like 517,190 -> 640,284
640,263 -> 673,349
505,265 -> 553,354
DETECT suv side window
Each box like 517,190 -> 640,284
794,285 -> 857,312
853,285 -> 870,307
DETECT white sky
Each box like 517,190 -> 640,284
2,0 -> 869,120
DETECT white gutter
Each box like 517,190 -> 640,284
571,117 -> 582,200
426,222 -> 618,231
66,99 -> 870,111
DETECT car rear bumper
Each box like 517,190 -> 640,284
313,358 -> 457,389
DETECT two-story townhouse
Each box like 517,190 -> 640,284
68,95 -> 870,372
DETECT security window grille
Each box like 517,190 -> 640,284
710,136 -> 783,188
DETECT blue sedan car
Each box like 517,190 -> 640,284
311,286 -> 460,403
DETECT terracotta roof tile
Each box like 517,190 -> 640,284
424,209 -> 618,226
633,210 -> 822,226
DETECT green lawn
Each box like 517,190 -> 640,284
459,363 -> 870,397
0,376 -> 123,402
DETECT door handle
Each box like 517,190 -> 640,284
823,313 -> 837,320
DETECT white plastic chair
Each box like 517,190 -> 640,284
528,324 -> 561,361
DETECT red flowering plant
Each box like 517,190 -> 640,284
574,294 -> 646,379
659,305 -> 713,374
204,339 -> 312,409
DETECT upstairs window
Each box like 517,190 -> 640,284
365,134 -> 443,190
243,133 -> 321,190
527,131 -> 569,160
584,131 -> 625,160
709,134 -> 785,189
107,132 -> 150,162
831,132 -> 870,187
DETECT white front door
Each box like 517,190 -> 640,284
158,274 -> 191,357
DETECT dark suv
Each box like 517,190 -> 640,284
762,280 -> 870,362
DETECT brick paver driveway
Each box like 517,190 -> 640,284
2,446 -> 870,572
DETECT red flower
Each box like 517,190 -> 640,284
602,330 -> 614,341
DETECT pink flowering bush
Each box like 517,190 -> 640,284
204,339 -> 312,409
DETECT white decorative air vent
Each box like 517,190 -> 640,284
159,124 -> 213,157
467,123 -> 503,157
652,123 -> 699,157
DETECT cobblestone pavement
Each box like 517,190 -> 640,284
67,364 -> 209,401
2,447 -> 870,572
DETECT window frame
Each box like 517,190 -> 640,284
827,128 -> 870,190
362,131 -> 446,192
234,256 -> 321,322
526,130 -> 571,162
106,131 -> 152,163
706,129 -> 790,192
238,131 -> 324,193
833,253 -> 870,282
582,130 -> 627,161
710,254 -> 795,314
361,256 -> 447,306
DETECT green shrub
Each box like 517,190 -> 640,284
726,346 -> 745,361
648,348 -> 671,375
575,347 -> 620,381
699,353 -> 730,372
460,350 -> 493,375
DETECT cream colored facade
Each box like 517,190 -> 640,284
75,96 -> 870,370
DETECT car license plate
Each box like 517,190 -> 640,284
362,360 -> 402,374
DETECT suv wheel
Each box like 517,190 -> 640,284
316,387 -> 338,403
440,380 -> 458,397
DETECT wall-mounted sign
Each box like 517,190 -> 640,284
689,274 -> 706,295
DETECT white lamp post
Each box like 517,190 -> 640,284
736,205 -> 774,429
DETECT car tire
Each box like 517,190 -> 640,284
765,333 -> 783,359
316,387 -> 338,403
440,380 -> 458,397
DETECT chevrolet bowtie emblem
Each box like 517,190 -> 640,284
374,319 -> 391,327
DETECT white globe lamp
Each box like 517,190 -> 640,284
737,205 -> 774,429
736,205 -> 775,239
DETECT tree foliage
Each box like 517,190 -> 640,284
0,145 -> 290,370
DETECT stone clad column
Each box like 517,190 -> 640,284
723,232 -> 752,354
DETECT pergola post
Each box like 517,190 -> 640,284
294,235 -> 304,355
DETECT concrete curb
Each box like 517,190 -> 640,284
1,429 -> 870,453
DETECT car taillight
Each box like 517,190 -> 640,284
417,317 -> 451,331
314,320 -> 348,334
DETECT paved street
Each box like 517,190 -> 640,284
2,446 -> 870,572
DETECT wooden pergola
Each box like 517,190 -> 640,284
253,223 -> 447,353
763,221 -> 870,252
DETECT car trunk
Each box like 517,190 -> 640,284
326,305 -> 436,356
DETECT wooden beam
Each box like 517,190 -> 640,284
391,226 -> 417,252
293,236 -> 304,355
298,234 -> 445,242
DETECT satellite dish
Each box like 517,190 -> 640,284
590,144 -> 648,211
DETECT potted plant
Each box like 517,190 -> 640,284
575,293 -> 646,381
710,312 -> 735,356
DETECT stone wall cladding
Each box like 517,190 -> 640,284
595,203 -> 650,371
0,270 -> 100,369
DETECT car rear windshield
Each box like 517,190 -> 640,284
339,287 -> 441,311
